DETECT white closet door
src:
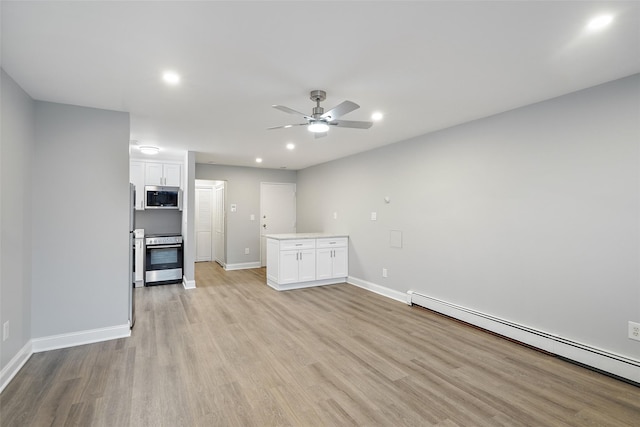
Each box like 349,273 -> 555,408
195,187 -> 213,262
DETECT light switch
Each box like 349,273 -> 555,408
250,214 -> 255,221
333,211 -> 338,220
371,212 -> 377,221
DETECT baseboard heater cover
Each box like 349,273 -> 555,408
407,290 -> 640,384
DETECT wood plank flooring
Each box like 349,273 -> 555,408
1,262 -> 639,426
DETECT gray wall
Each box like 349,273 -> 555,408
196,164 -> 296,265
297,74 -> 640,360
135,210 -> 182,235
1,70 -> 35,370
32,102 -> 130,337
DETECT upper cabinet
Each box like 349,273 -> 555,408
130,160 -> 183,210
145,162 -> 181,187
130,161 -> 146,210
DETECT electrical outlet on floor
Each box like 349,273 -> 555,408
629,321 -> 640,342
3,321 -> 9,342
245,248 -> 250,255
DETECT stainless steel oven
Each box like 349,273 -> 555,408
144,234 -> 183,285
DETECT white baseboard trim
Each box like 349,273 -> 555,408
31,324 -> 131,353
182,276 -> 196,289
225,261 -> 261,271
347,276 -> 410,304
407,291 -> 640,384
0,341 -> 33,394
267,277 -> 345,291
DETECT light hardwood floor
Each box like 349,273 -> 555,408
1,262 -> 639,426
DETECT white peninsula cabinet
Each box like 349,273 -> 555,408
266,233 -> 349,291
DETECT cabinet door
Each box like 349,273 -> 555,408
163,163 -> 182,187
315,248 -> 333,280
145,163 -> 164,186
298,249 -> 316,282
134,239 -> 144,282
332,246 -> 348,278
279,251 -> 300,284
130,161 -> 146,210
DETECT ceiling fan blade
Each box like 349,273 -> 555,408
267,123 -> 307,130
272,105 -> 308,117
314,132 -> 327,139
321,100 -> 359,121
331,119 -> 373,129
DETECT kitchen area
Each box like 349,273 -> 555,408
130,158 -> 185,303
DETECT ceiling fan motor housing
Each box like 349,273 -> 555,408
309,90 -> 326,102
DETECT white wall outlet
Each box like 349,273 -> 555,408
244,248 -> 250,255
3,321 -> 9,341
629,321 -> 640,341
230,204 -> 237,212
382,268 -> 388,278
333,211 -> 338,220
371,212 -> 377,221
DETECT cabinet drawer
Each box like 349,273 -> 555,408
280,239 -> 316,251
316,237 -> 348,249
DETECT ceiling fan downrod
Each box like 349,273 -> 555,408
310,90 -> 326,119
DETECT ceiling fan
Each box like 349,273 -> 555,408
268,90 -> 373,138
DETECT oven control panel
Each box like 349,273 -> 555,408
145,235 -> 183,245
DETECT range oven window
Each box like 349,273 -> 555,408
149,248 -> 179,267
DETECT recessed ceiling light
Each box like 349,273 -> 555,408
256,158 -> 263,163
139,146 -> 160,155
587,14 -> 613,31
162,71 -> 181,85
286,143 -> 295,150
371,112 -> 384,121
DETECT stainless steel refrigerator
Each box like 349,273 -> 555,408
129,183 -> 136,328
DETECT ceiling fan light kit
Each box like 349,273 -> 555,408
270,90 -> 373,137
308,122 -> 330,133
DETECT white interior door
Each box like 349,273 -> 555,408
195,187 -> 213,262
213,182 -> 226,266
260,182 -> 296,266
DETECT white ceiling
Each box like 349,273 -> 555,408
2,1 -> 639,170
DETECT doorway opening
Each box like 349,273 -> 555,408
195,179 -> 227,268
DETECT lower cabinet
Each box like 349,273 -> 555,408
316,238 -> 349,280
280,248 -> 316,284
266,236 -> 348,291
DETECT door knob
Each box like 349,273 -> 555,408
263,224 -> 267,228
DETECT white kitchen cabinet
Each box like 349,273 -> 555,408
279,248 -> 316,284
266,234 -> 348,291
134,237 -> 144,287
316,237 -> 349,280
270,239 -> 316,285
145,162 -> 181,187
130,161 -> 145,210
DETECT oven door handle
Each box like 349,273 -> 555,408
146,244 -> 182,249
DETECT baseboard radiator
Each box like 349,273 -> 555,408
407,290 -> 640,385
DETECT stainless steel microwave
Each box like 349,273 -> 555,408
144,186 -> 182,210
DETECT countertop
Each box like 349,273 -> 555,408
265,233 -> 348,240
